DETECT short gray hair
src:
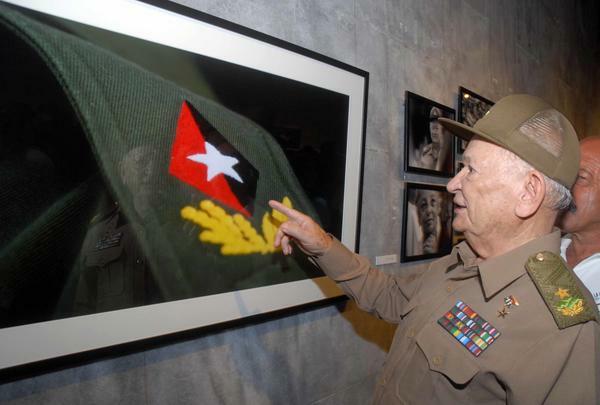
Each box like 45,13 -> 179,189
502,151 -> 572,210
519,110 -> 573,211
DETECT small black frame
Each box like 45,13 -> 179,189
456,86 -> 494,154
404,91 -> 455,177
401,182 -> 454,262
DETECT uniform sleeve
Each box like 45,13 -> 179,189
544,321 -> 600,404
314,237 -> 428,323
506,321 -> 600,404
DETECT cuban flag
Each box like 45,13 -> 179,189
169,101 -> 258,216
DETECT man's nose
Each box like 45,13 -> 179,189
447,171 -> 462,193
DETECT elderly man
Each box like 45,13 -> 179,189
413,189 -> 443,254
406,188 -> 444,256
270,94 -> 599,404
560,136 -> 600,309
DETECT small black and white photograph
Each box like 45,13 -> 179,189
405,91 -> 455,177
457,86 -> 494,153
401,182 -> 454,262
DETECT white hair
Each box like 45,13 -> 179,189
510,156 -> 573,211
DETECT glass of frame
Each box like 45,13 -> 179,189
404,91 -> 455,177
401,182 -> 454,263
0,0 -> 368,371
456,86 -> 494,154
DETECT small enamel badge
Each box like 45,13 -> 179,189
438,300 -> 501,357
497,295 -> 520,318
504,295 -> 519,308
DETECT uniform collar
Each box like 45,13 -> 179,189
454,241 -> 478,270
455,229 -> 562,299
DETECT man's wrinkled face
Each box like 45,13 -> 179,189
416,190 -> 442,235
446,138 -> 521,241
560,138 -> 600,234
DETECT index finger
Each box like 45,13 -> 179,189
268,200 -> 306,221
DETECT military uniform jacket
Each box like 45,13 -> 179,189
316,230 -> 600,404
74,207 -> 160,314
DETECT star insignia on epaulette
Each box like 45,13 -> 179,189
555,288 -> 570,299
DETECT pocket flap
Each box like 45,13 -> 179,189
416,322 -> 479,385
400,296 -> 420,317
84,243 -> 124,267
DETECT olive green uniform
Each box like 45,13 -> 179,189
73,204 -> 162,315
316,230 -> 600,404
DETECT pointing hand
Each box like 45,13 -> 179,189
268,200 -> 332,256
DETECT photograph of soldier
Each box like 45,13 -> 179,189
70,147 -> 163,316
402,183 -> 453,262
405,91 -> 455,176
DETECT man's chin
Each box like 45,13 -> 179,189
452,220 -> 466,233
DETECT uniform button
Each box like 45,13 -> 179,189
380,378 -> 387,385
432,356 -> 443,366
136,258 -> 144,265
407,328 -> 415,338
446,285 -> 452,293
536,253 -> 544,261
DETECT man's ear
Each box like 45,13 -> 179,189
515,170 -> 546,218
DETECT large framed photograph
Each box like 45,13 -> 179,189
401,183 -> 454,262
404,91 -> 455,177
0,0 -> 368,370
456,86 -> 494,154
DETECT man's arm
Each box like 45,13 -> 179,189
269,200 -> 425,323
506,321 -> 600,404
543,322 -> 600,404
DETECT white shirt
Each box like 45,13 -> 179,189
560,237 -> 600,310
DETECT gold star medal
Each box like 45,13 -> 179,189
497,307 -> 509,318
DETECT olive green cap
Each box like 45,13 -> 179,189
439,94 -> 580,188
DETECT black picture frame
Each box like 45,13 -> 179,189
401,182 -> 454,262
456,86 -> 494,154
404,91 -> 455,177
0,0 -> 368,371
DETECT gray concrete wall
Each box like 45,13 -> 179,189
2,1 -> 599,404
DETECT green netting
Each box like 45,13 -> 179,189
0,4 -> 322,324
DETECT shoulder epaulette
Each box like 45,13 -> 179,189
525,251 -> 597,329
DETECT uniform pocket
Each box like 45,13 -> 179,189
416,322 -> 479,385
83,244 -> 125,296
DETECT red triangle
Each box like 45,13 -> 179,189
169,101 -> 250,216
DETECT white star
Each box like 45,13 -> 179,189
187,142 -> 243,183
